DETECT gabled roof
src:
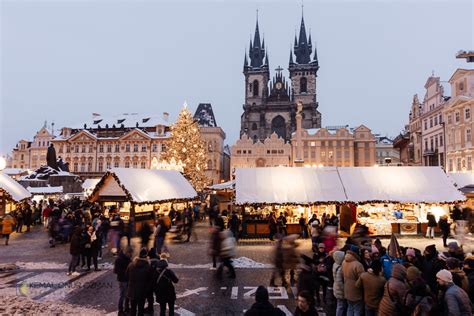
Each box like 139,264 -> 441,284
448,68 -> 474,83
0,172 -> 31,202
68,129 -> 97,142
119,128 -> 152,141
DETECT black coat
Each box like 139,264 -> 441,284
294,306 -> 319,316
439,218 -> 450,234
427,214 -> 437,227
114,252 -> 131,282
126,258 -> 152,300
244,302 -> 285,316
69,228 -> 83,255
155,260 -> 179,303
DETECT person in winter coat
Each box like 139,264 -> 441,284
438,215 -> 450,247
297,255 -> 316,298
153,218 -> 168,255
276,212 -> 287,236
332,251 -> 346,316
403,277 -> 436,316
313,243 -> 330,304
126,248 -> 152,316
139,222 -> 152,249
268,212 -> 277,241
436,269 -> 472,316
355,260 -> 386,316
15,208 -> 24,233
84,225 -> 101,271
114,247 -> 132,315
342,248 -> 365,316
294,290 -> 319,316
270,237 -> 286,287
229,212 -> 241,241
154,254 -> 179,316
1,213 -> 15,245
421,244 -> 445,292
378,264 -> 409,316
145,249 -> 160,314
217,229 -> 236,279
67,226 -> 83,276
24,203 -> 32,232
463,256 -> 474,303
244,286 -> 285,316
209,226 -> 222,269
446,257 -> 469,293
426,211 -> 437,238
360,248 -> 372,271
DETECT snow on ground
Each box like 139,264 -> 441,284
0,295 -> 105,315
168,256 -> 273,269
14,261 -> 114,270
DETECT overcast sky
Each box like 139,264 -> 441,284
1,0 -> 473,155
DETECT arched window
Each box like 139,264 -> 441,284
253,80 -> 259,97
207,160 -> 213,170
252,123 -> 258,130
300,77 -> 307,93
253,135 -> 258,143
271,115 -> 286,140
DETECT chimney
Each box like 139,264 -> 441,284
163,112 -> 169,122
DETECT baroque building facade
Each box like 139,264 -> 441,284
10,126 -> 54,170
240,15 -> 321,143
444,68 -> 474,172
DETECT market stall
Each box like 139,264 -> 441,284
206,180 -> 234,213
89,168 -> 197,231
0,172 -> 31,217
27,186 -> 63,203
448,172 -> 474,209
338,167 -> 465,236
82,178 -> 100,198
235,167 -> 347,237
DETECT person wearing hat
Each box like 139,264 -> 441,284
114,247 -> 132,315
436,269 -> 472,316
446,241 -> 465,262
404,277 -> 435,315
379,264 -> 409,316
244,286 -> 285,316
355,260 -> 386,316
154,251 -> 179,316
313,243 -> 330,305
446,257 -> 469,292
297,255 -> 317,300
422,244 -> 445,292
126,248 -> 152,316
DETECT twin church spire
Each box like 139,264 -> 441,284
244,11 -> 319,71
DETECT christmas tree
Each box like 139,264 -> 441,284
161,106 -> 209,191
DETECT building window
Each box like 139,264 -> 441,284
434,116 -> 438,126
125,144 -> 130,152
73,163 -> 78,172
125,161 -> 130,168
435,136 -> 438,148
424,120 -> 427,130
457,158 -> 462,171
106,162 -> 111,169
430,118 -> 433,128
114,161 -> 119,168
141,145 -> 147,152
328,151 -> 334,159
107,144 -> 112,152
80,163 -> 85,172
99,144 -> 104,153
152,144 -> 158,152
455,112 -> 460,123
140,161 -> 146,169
115,144 -> 120,152
89,145 -> 94,153
425,140 -> 428,150
449,159 -> 453,171
300,77 -> 307,93
81,145 -> 86,153
161,144 -> 166,151
447,115 -> 452,124
468,157 -> 473,170
440,134 -> 443,146
251,123 -> 258,130
465,108 -> 471,120
252,80 -> 259,97
467,129 -> 472,142
321,151 -> 326,158
237,150 -> 242,154
133,144 -> 139,152
439,114 -> 442,123
75,145 -> 79,153
98,162 -> 103,171
430,137 -> 434,150
132,161 -> 138,169
87,162 -> 92,171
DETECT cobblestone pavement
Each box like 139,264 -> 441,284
0,222 -> 472,315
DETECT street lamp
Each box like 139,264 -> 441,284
0,156 -> 6,171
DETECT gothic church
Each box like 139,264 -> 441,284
240,14 -> 322,143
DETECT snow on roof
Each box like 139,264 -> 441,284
0,172 -> 32,202
27,186 -> 63,195
447,172 -> 474,189
194,103 -> 217,127
235,166 -> 464,205
82,179 -> 100,191
2,168 -> 28,176
235,167 -> 347,205
207,180 -> 234,190
70,113 -> 169,130
338,167 -> 464,203
93,168 -> 197,204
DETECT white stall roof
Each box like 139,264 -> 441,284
82,179 -> 100,191
448,172 -> 474,189
235,167 -> 347,205
0,172 -> 31,202
93,168 -> 197,204
338,167 -> 465,204
27,186 -> 63,195
207,180 -> 235,191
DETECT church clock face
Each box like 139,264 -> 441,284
275,82 -> 282,89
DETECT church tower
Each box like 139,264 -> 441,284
241,18 -> 270,141
288,13 -> 322,129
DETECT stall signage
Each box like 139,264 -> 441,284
134,211 -> 155,221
